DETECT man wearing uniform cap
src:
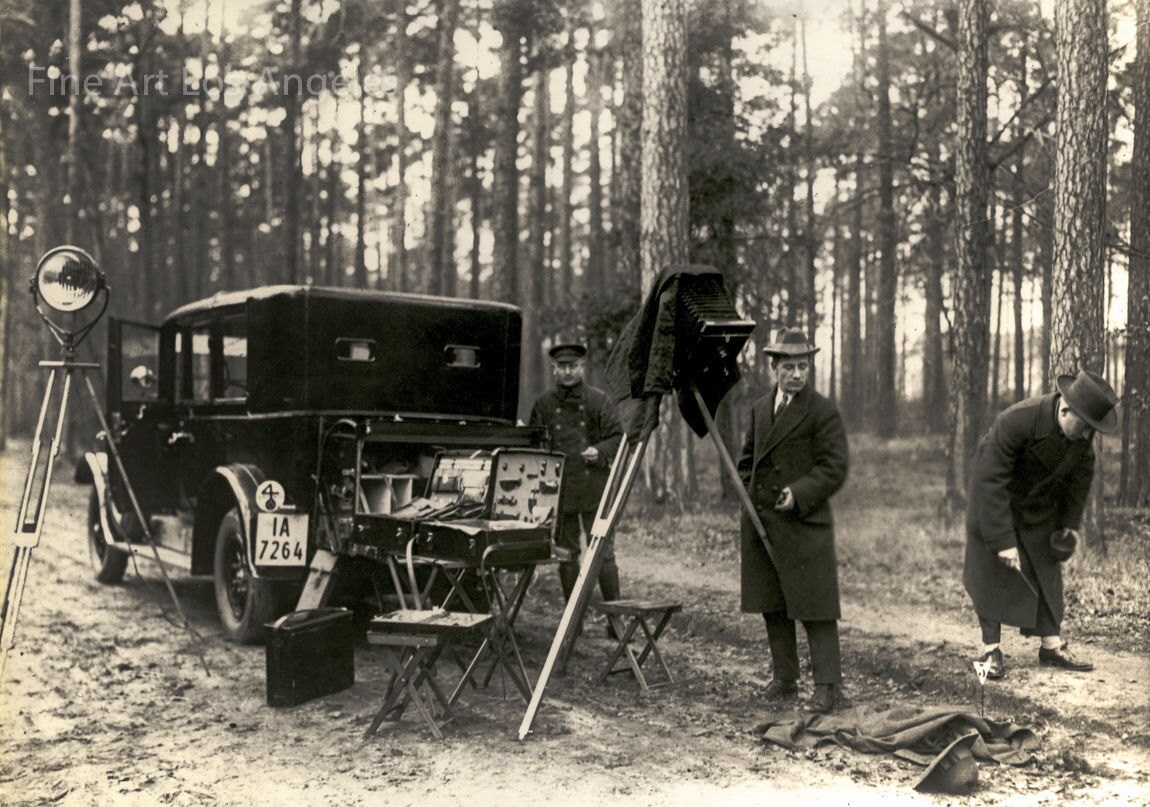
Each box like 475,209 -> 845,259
737,328 -> 850,714
529,342 -> 624,619
964,369 -> 1120,679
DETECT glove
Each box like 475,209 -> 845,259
997,546 -> 1021,572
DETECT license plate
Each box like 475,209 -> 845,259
255,512 -> 308,566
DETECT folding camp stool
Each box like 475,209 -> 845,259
365,610 -> 491,739
596,599 -> 682,694
449,550 -> 556,705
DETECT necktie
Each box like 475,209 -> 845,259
775,396 -> 788,418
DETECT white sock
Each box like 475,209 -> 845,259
1040,636 -> 1062,650
981,643 -> 1000,655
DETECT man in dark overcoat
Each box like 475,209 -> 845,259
964,369 -> 1119,679
529,343 -> 624,608
738,329 -> 849,714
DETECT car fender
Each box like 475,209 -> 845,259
193,464 -> 267,577
78,452 -> 129,546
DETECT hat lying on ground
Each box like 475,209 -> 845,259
1056,369 -> 1119,434
762,327 -> 819,357
549,343 -> 587,362
1049,528 -> 1078,562
914,732 -> 980,794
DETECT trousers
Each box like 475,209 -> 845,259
762,610 -> 842,686
556,511 -> 620,602
979,594 -> 1059,644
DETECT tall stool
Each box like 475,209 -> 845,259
595,599 -> 682,694
365,609 -> 491,739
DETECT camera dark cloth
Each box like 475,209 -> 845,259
964,393 -> 1094,630
602,264 -> 742,440
754,704 -> 1039,768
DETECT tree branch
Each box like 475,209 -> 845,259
899,10 -> 956,52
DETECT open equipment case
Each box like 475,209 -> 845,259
350,448 -> 565,565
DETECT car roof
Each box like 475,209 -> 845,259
163,285 -> 520,324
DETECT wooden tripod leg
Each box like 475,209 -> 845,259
517,436 -> 648,741
690,385 -> 777,567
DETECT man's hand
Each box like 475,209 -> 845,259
997,547 -> 1021,572
774,487 -> 795,511
580,447 -> 599,465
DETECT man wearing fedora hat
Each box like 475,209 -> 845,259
964,369 -> 1119,678
529,342 -> 624,619
738,328 -> 850,714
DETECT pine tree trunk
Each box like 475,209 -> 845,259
524,56 -> 550,418
949,0 -> 992,502
1050,0 -> 1108,378
492,1 -> 525,303
875,0 -> 899,438
559,31 -> 576,304
429,0 -> 460,296
922,149 -> 948,433
640,0 -> 689,505
391,3 -> 410,292
311,105 -> 324,285
613,0 -> 642,297
587,48 -> 605,296
64,0 -> 82,243
355,76 -> 369,288
468,85 -> 483,299
801,14 -> 818,336
1012,45 -> 1028,403
1121,0 -> 1150,506
785,26 -> 799,327
284,0 -> 302,284
841,4 -> 868,431
0,71 -> 8,448
1051,0 -> 1109,545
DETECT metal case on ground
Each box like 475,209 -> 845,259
264,607 -> 355,707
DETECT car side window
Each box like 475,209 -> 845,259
220,315 -> 248,400
120,323 -> 161,403
191,329 -> 212,403
175,326 -> 213,404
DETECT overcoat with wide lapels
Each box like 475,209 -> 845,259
737,383 -> 850,620
963,393 -> 1095,630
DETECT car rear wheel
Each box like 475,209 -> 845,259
213,507 -> 283,644
88,489 -> 128,583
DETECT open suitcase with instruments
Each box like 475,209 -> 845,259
350,448 -> 565,566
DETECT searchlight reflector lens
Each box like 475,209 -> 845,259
35,247 -> 102,312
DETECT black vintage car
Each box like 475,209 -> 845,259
77,286 -> 554,642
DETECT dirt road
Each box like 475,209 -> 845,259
1,450 -> 1148,806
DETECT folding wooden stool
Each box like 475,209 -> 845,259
365,610 -> 492,739
596,599 -> 682,694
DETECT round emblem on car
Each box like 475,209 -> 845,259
257,480 -> 286,512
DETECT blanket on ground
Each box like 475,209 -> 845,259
754,704 -> 1039,767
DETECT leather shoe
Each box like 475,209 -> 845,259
1039,643 -> 1094,672
977,647 -> 1007,680
810,683 -> 838,714
764,679 -> 798,699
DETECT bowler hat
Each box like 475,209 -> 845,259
762,327 -> 820,357
914,732 -> 980,795
1049,528 -> 1078,562
1056,370 -> 1119,434
548,343 -> 587,362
